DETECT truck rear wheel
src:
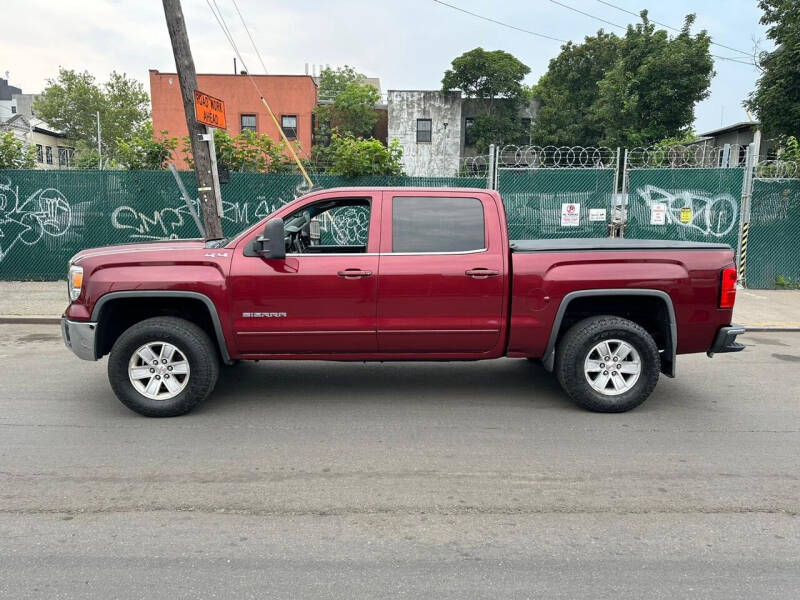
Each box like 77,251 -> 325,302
555,316 -> 660,413
107,317 -> 219,417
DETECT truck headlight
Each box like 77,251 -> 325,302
68,264 -> 83,301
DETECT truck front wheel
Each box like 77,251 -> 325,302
107,316 -> 219,417
555,316 -> 660,413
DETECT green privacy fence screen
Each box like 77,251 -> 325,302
624,168 -> 744,252
498,169 -> 615,240
746,178 -> 800,289
0,170 -> 485,280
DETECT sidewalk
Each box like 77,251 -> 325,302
1,281 -> 799,331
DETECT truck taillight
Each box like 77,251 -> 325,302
720,267 -> 737,309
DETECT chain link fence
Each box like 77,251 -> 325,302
746,175 -> 800,289
0,170 -> 485,280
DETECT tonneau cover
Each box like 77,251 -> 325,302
510,238 -> 732,252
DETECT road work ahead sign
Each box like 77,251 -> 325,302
194,91 -> 227,129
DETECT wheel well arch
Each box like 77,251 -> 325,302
91,291 -> 232,364
542,289 -> 677,377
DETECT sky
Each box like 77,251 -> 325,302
0,0 -> 770,136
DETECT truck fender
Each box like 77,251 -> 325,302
91,290 -> 234,365
541,289 -> 677,377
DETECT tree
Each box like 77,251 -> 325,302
34,68 -> 149,161
442,47 -> 531,151
532,12 -> 713,148
315,66 -> 381,141
182,129 -> 293,173
530,33 -> 621,147
115,122 -> 179,170
0,131 -> 37,169
746,0 -> 800,140
326,134 -> 403,177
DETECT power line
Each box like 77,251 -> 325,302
231,0 -> 269,74
430,0 -> 567,43
202,0 -> 313,186
546,0 -> 756,67
593,0 -> 753,57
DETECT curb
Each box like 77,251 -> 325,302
0,316 -> 61,325
742,326 -> 800,333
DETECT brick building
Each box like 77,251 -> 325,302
149,70 -> 317,169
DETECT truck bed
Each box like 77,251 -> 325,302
510,238 -> 732,252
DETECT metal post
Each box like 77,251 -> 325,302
96,111 -> 102,170
486,143 -> 495,190
736,142 -> 757,286
202,125 -> 223,214
619,148 -> 629,238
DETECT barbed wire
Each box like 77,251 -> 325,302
497,145 -> 617,169
626,144 -> 749,169
755,160 -> 800,180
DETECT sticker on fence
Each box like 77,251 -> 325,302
588,208 -> 606,222
650,203 -> 667,225
680,207 -> 692,224
561,203 -> 581,227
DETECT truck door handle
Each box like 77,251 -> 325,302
465,268 -> 499,279
337,269 -> 373,279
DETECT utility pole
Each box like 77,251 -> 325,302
162,0 -> 223,240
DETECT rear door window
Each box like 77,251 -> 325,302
392,197 -> 485,253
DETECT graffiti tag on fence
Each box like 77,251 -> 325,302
636,185 -> 738,238
0,177 -> 72,262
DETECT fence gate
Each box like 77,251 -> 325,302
493,145 -> 619,240
621,144 -> 749,263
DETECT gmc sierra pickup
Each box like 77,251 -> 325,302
61,187 -> 744,417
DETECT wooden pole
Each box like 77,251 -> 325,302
162,0 -> 223,240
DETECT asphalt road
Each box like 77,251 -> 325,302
1,324 -> 799,599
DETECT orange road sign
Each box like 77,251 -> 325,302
194,90 -> 227,129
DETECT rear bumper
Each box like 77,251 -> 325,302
61,317 -> 99,361
707,325 -> 746,357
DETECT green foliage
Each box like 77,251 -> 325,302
530,32 -> 621,147
756,135 -> 800,176
652,130 -> 698,149
775,275 -> 800,289
532,12 -> 713,148
326,134 -> 404,177
314,66 -> 380,143
115,122 -> 178,170
182,129 -> 293,173
746,1 -> 800,139
0,131 -> 37,169
71,146 -> 105,170
442,48 -> 531,152
33,68 -> 149,161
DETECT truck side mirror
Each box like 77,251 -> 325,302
254,218 -> 286,259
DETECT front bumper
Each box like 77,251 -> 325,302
707,324 -> 746,357
61,317 -> 99,361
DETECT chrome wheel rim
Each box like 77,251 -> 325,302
584,339 -> 641,396
128,341 -> 190,400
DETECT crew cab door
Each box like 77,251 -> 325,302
229,192 -> 380,355
377,192 -> 506,354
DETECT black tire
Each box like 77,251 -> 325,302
107,316 -> 219,417
555,315 -> 660,413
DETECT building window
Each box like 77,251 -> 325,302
416,118 -> 432,143
464,117 -> 475,146
241,114 -> 256,132
518,118 -> 532,145
36,144 -> 43,163
11,105 -> 16,114
281,115 -> 297,140
57,146 -> 74,168
45,146 -> 53,165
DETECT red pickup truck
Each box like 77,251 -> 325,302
61,187 -> 743,417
